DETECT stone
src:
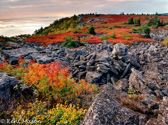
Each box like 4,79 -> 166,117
0,73 -> 19,110
81,83 -> 142,125
97,64 -> 110,73
146,114 -> 167,125
74,61 -> 87,67
120,63 -> 131,78
115,78 -> 129,92
30,53 -> 53,64
161,89 -> 168,96
129,68 -> 151,94
111,43 -> 128,58
95,50 -> 111,62
86,71 -> 102,84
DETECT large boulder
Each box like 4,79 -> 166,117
111,43 -> 128,58
0,73 -> 19,110
146,97 -> 168,125
86,71 -> 102,84
129,68 -> 151,94
0,47 -> 38,64
81,83 -> 146,125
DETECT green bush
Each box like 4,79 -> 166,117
138,25 -> 151,38
61,37 -> 85,48
12,100 -> 87,125
131,28 -> 139,33
128,17 -> 134,24
100,36 -> 108,40
134,17 -> 141,26
88,25 -> 96,35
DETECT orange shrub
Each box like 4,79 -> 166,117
20,61 -> 98,103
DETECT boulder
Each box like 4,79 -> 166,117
97,64 -> 110,73
95,50 -> 111,62
111,43 -> 128,58
81,83 -> 144,125
30,53 -> 53,64
0,47 -> 38,61
129,68 -> 151,94
86,71 -> 102,84
0,73 -> 19,110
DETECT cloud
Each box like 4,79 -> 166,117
0,0 -> 168,36
9,0 -> 21,2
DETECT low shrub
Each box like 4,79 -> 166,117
61,37 -> 85,48
128,17 -> 134,24
1,59 -> 98,124
163,37 -> 168,45
120,94 -> 145,113
100,36 -> 108,40
1,60 -> 98,105
138,25 -> 151,38
12,100 -> 87,125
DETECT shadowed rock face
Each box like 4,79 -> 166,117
81,83 -> 146,125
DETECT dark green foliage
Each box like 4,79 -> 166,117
61,37 -> 85,48
0,36 -> 18,43
138,25 -> 151,38
34,15 -> 79,35
131,28 -> 139,33
88,25 -> 96,35
34,27 -> 43,35
100,36 -> 108,40
134,16 -> 141,26
147,15 -> 164,27
128,17 -> 134,24
73,14 -> 78,20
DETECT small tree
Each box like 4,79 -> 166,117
134,16 -> 141,26
139,25 -> 151,38
128,17 -> 134,24
88,24 -> 96,35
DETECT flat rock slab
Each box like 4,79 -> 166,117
81,83 -> 142,125
0,47 -> 38,60
30,53 -> 53,64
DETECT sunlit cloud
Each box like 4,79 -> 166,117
0,0 -> 167,36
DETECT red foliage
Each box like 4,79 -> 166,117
0,63 -> 3,70
24,14 -> 167,45
82,36 -> 103,44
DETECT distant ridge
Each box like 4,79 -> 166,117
160,13 -> 168,15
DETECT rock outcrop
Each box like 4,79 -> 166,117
81,83 -> 147,125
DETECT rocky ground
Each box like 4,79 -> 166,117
0,30 -> 168,124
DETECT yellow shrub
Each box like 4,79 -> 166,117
12,100 -> 87,125
163,37 -> 168,45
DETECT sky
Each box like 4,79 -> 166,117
0,0 -> 168,37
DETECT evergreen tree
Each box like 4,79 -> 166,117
128,17 -> 134,24
88,24 -> 96,35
